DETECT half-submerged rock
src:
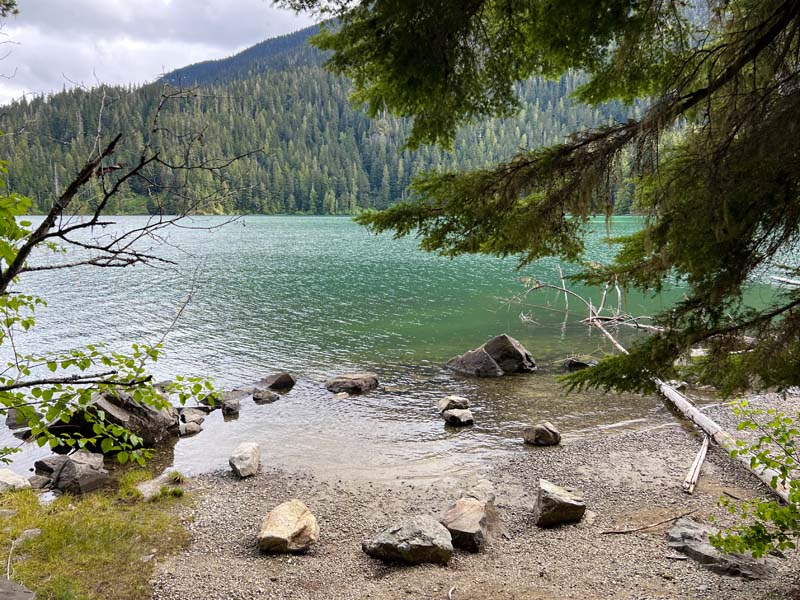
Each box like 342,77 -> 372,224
325,372 -> 379,394
362,515 -> 453,565
443,408 -> 474,427
447,334 -> 535,377
667,517 -> 773,579
229,442 -> 261,478
523,421 -> 561,446
533,479 -> 585,527
258,499 -> 319,553
261,372 -> 297,391
440,497 -> 490,552
253,389 -> 279,404
436,395 -> 469,413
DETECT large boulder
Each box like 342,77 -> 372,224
483,334 -> 536,373
667,518 -> 773,579
442,408 -> 474,427
60,391 -> 178,447
50,451 -> 108,495
436,395 -> 469,413
362,516 -> 453,565
533,479 -> 586,527
261,372 -> 297,391
325,373 -> 379,394
258,500 -> 319,553
0,469 -> 31,493
523,422 -> 561,446
229,442 -> 261,478
440,497 -> 489,552
447,334 -> 535,377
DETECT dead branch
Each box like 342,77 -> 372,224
601,510 -> 696,535
683,435 -> 710,494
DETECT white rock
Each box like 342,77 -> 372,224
436,395 -> 469,413
0,469 -> 31,493
229,442 -> 261,478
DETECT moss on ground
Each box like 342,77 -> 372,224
0,474 -> 190,600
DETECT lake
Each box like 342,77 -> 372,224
0,216 -> 778,480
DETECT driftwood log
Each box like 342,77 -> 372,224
524,280 -> 792,503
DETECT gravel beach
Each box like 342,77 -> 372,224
151,393 -> 800,600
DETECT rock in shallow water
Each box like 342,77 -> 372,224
325,373 -> 379,394
533,479 -> 585,527
443,408 -> 474,427
436,395 -> 469,413
362,515 -> 453,565
667,517 -> 774,579
258,499 -> 319,553
253,389 -> 279,404
447,334 -> 535,377
440,497 -> 489,552
229,442 -> 261,478
523,421 -> 561,446
261,372 -> 297,391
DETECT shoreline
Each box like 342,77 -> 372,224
151,393 -> 800,600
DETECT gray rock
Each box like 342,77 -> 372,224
16,528 -> 42,543
0,577 -> 35,600
436,395 -> 469,413
0,509 -> 16,519
0,469 -> 31,493
443,408 -> 474,427
563,357 -> 597,371
51,451 -> 108,495
5,407 -> 40,430
179,421 -> 203,437
261,372 -> 297,391
667,517 -> 773,579
523,421 -> 561,446
362,515 -> 453,565
325,373 -> 379,394
483,334 -> 536,373
447,334 -> 536,377
446,348 -> 503,377
28,475 -> 50,490
440,497 -> 489,552
221,395 -> 240,415
258,499 -> 319,553
533,479 -> 585,527
180,408 -> 206,425
229,442 -> 261,478
136,475 -> 169,502
91,391 -> 178,446
34,455 -> 68,477
253,389 -> 279,404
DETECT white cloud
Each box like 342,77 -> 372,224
0,1 -> 315,104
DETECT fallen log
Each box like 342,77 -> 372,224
682,435 -> 709,494
522,279 -> 793,503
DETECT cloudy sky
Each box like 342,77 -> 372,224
0,0 -> 315,104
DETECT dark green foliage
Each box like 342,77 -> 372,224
0,26 -> 637,215
301,0 -> 800,395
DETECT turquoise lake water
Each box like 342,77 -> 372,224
0,216 -> 778,480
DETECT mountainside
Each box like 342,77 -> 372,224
0,25 -> 641,215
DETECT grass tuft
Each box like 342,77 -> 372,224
0,487 -> 189,600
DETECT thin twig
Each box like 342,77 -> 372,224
601,510 -> 696,535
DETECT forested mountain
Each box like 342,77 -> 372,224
0,25 -> 641,215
